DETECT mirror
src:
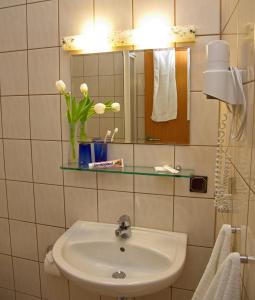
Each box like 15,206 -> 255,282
70,48 -> 190,144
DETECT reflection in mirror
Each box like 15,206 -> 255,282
70,48 -> 190,145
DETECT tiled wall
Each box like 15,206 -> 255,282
216,0 -> 255,300
0,1 -> 221,300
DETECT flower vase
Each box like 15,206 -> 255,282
68,123 -> 77,164
79,121 -> 87,143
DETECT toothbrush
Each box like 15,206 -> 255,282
104,130 -> 111,143
111,128 -> 118,142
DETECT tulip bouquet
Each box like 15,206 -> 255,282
56,80 -> 120,162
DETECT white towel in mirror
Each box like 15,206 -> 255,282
151,49 -> 177,122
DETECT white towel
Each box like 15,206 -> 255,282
203,253 -> 241,300
192,224 -> 232,300
151,49 -> 177,122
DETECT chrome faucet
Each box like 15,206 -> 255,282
115,215 -> 131,239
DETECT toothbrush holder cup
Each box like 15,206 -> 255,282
94,141 -> 108,162
79,143 -> 92,167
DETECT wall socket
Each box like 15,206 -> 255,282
190,176 -> 208,193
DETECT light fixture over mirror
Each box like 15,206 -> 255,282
62,25 -> 195,53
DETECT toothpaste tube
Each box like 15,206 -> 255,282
88,159 -> 124,169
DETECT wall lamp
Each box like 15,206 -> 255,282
62,25 -> 196,53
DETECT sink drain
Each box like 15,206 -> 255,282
112,271 -> 126,279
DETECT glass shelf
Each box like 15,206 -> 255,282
61,163 -> 194,178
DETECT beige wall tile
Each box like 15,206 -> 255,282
95,0 -> 132,31
136,287 -> 171,300
2,96 -> 30,139
179,36 -> 220,92
32,141 -> 63,185
0,254 -> 14,289
13,257 -> 40,297
4,140 -> 33,182
0,180 -> 8,218
173,246 -> 212,291
133,0 -> 174,27
222,5 -> 238,34
0,141 -> 4,179
16,293 -> 40,300
59,0 -> 93,37
63,167 -> 97,190
175,146 -> 216,198
71,55 -> 84,76
135,174 -> 174,196
101,297 -> 133,300
6,181 -> 35,222
99,75 -> 115,97
0,51 -> 28,96
135,193 -> 173,231
251,143 -> 255,193
176,0 -> 220,35
98,190 -> 134,224
114,75 -> 124,97
190,92 -> 219,146
174,197 -> 215,247
83,54 -> 99,76
69,282 -> 100,300
99,118 -> 114,137
60,50 -> 72,92
172,288 -> 193,300
98,173 -> 134,192
40,263 -> 69,300
65,187 -> 97,227
0,0 -> 25,7
221,0 -> 238,31
10,220 -> 38,260
34,184 -> 65,227
28,48 -> 59,94
134,144 -> 173,166
114,52 -> 124,74
108,143 -> 133,164
232,83 -> 254,185
37,224 -> 65,262
0,218 -> 11,254
99,53 -> 114,75
30,95 -> 61,140
0,288 -> 15,300
238,37 -> 255,83
0,103 -> 2,139
0,5 -> 26,51
27,0 -> 59,48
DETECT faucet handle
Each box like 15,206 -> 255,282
117,215 -> 131,228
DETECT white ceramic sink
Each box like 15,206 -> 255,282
53,221 -> 187,297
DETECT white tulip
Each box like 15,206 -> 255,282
111,102 -> 120,112
56,80 -> 66,93
80,83 -> 88,94
94,103 -> 106,114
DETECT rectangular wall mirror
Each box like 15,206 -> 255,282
70,47 -> 190,145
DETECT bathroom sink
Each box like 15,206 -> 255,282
52,221 -> 187,297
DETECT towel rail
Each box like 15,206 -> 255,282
240,256 -> 255,264
230,227 -> 255,263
